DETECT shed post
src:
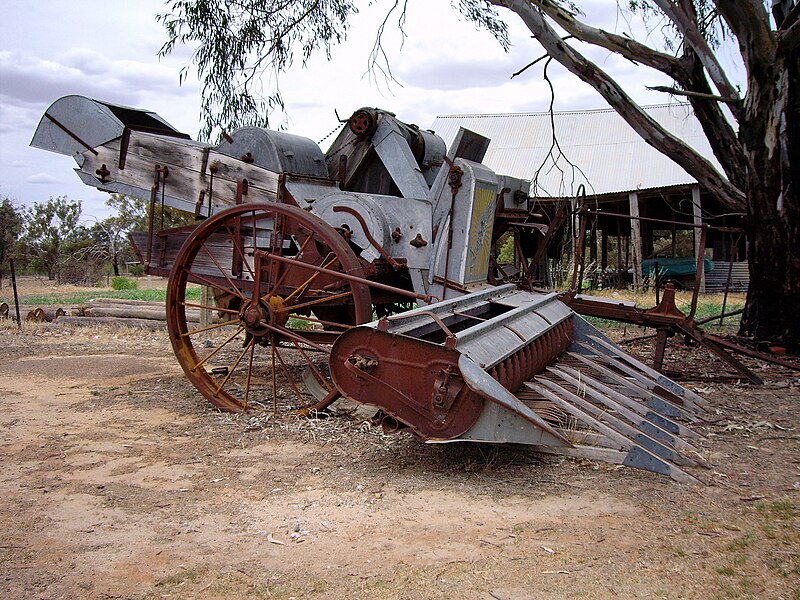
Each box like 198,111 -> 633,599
601,229 -> 608,270
628,191 -> 643,289
692,185 -> 705,293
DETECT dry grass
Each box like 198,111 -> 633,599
581,286 -> 746,312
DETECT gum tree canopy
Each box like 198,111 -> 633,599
159,0 -> 799,348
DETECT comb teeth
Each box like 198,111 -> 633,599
488,319 -> 574,392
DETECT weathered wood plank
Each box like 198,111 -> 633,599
79,131 -> 282,217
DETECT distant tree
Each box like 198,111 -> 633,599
59,224 -> 108,286
159,0 -> 799,347
105,193 -> 150,233
22,197 -> 82,282
102,194 -> 195,272
71,219 -> 127,277
0,197 -> 23,287
105,193 -> 195,232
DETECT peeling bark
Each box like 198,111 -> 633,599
739,42 -> 800,347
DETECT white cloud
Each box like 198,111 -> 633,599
0,49 -> 196,110
26,173 -> 60,184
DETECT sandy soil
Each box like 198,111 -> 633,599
0,321 -> 797,599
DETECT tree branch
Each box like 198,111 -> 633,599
512,35 -> 572,78
777,0 -> 800,30
714,0 -> 776,75
652,0 -> 741,119
678,46 -> 746,190
646,85 -> 739,104
779,16 -> 800,54
530,57 -> 593,197
532,0 -> 686,78
490,0 -> 746,211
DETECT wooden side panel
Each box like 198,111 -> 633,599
80,131 -> 282,217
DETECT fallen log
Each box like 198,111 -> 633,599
33,307 -> 66,322
55,316 -> 167,330
82,306 -> 205,322
83,306 -> 168,320
89,297 -> 166,307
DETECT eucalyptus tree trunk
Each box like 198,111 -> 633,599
738,42 -> 800,347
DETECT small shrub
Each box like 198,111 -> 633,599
497,233 -> 515,264
129,263 -> 145,277
111,276 -> 138,291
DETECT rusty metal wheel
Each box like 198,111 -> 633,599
166,202 -> 372,413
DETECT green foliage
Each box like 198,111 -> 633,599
0,197 -> 23,275
584,298 -> 744,331
158,0 -> 508,140
105,193 -> 149,232
159,0 -> 357,139
8,194 -> 192,285
129,263 -> 145,277
691,300 -> 745,323
497,233 -> 515,264
22,196 -> 82,281
105,193 -> 194,232
111,276 -> 138,291
98,194 -> 194,276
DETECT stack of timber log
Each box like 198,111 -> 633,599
54,297 -> 217,330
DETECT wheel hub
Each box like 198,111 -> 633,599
239,295 -> 289,335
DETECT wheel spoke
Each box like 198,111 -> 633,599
214,338 -> 255,396
181,319 -> 242,338
181,301 -> 240,315
277,290 -> 354,314
264,233 -> 316,302
201,243 -> 247,299
271,334 -> 278,414
272,344 -> 309,408
263,322 -> 329,353
186,270 -> 245,301
243,340 -> 255,410
284,314 -> 354,331
189,326 -> 245,372
223,223 -> 256,280
283,255 -> 339,303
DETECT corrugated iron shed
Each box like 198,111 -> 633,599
430,103 -> 725,198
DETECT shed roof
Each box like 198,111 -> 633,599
430,103 -> 725,198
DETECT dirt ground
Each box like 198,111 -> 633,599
0,320 -> 798,600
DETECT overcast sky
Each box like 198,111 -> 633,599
0,1 -> 741,221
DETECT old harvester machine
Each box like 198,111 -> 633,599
32,96 -> 711,482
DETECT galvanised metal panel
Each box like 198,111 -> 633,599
430,103 -> 725,198
216,127 -> 329,178
31,94 -> 182,161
